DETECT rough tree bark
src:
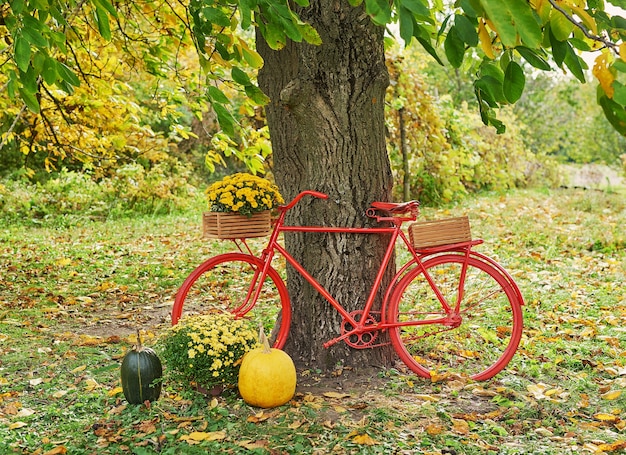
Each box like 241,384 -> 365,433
257,0 -> 396,371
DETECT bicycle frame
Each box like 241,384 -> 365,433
236,191 -> 485,349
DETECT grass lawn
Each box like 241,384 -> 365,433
1,188 -> 625,454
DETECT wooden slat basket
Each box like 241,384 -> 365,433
203,211 -> 272,239
408,216 -> 472,249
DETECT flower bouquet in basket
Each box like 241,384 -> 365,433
203,173 -> 284,239
159,312 -> 258,392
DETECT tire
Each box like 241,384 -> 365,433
388,253 -> 523,380
172,253 -> 291,348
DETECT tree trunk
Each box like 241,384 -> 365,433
257,1 -> 396,371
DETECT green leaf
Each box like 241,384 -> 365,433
563,42 -> 585,83
239,0 -> 252,29
231,67 -> 251,86
455,14 -> 478,46
365,0 -> 392,25
398,0 -> 430,18
22,25 -> 48,48
18,86 -> 40,113
444,26 -> 466,68
212,102 -> 236,137
548,27 -> 567,67
260,22 -> 286,50
598,91 -> 626,135
460,0 -> 479,17
15,34 -> 31,72
91,0 -> 118,17
41,57 -> 58,85
300,24 -> 322,45
245,85 -> 270,105
612,81 -> 626,106
292,0 -> 309,6
503,61 -> 525,103
207,86 -> 230,104
516,46 -> 551,70
549,9 -> 574,41
279,16 -> 303,42
613,59 -> 626,73
480,0 -> 542,48
95,6 -> 111,40
202,6 -> 231,27
57,62 -> 80,87
242,47 -> 264,68
399,7 -> 415,44
414,24 -> 444,65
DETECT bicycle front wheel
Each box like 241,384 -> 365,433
388,254 -> 523,381
172,253 -> 291,349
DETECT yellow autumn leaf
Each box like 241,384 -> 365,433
593,53 -> 615,98
71,365 -> 87,374
9,421 -> 28,430
352,433 -> 378,445
594,413 -> 620,423
478,20 -> 496,59
596,440 -> 626,452
55,257 -> 72,267
601,390 -> 622,400
108,386 -> 123,397
184,430 -> 227,442
84,378 -> 99,391
570,5 -> 598,34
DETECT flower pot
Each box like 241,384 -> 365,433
203,211 -> 272,239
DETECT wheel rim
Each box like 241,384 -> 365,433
389,254 -> 523,380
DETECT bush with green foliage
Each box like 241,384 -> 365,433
386,47 -> 553,205
0,161 -> 200,226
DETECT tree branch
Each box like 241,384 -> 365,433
547,0 -> 618,52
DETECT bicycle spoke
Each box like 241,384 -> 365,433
389,254 -> 522,380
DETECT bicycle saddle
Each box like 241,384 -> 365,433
370,200 -> 420,214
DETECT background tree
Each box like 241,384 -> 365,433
3,0 -> 626,372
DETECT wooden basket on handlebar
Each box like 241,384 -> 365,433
408,216 -> 471,249
203,211 -> 272,239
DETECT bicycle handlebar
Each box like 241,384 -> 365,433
280,190 -> 329,211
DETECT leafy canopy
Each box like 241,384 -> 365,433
2,0 -> 626,160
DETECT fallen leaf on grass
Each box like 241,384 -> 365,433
107,386 -> 123,397
42,447 -> 67,455
9,421 -> 28,430
601,390 -> 622,400
180,430 -> 227,443
594,413 -> 621,423
351,433 -> 378,445
237,440 -> 269,450
322,392 -> 350,399
451,418 -> 470,435
425,423 -> 445,436
596,440 -> 626,452
247,410 -> 279,423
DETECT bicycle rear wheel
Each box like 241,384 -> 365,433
172,253 -> 291,349
388,253 -> 523,380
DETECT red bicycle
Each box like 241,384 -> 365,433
172,191 -> 524,380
